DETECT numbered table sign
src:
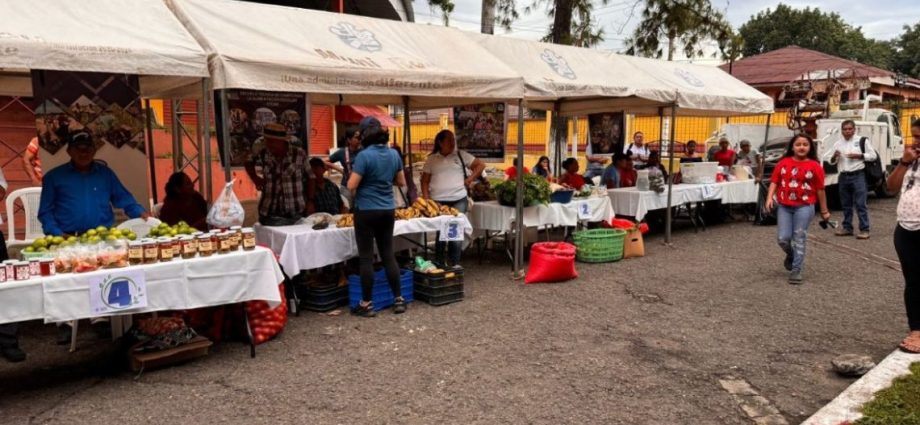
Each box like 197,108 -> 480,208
701,184 -> 716,199
576,202 -> 592,220
439,218 -> 464,242
88,269 -> 148,315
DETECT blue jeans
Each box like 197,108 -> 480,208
434,197 -> 469,266
777,204 -> 815,272
838,172 -> 869,232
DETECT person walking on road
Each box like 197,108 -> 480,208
824,120 -> 876,239
766,134 -> 832,284
886,119 -> 920,353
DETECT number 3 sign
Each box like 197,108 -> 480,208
439,218 -> 464,241
88,270 -> 147,315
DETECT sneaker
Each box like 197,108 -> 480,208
856,231 -> 870,240
0,346 -> 25,363
789,270 -> 803,285
784,253 -> 793,271
835,228 -> 854,237
351,302 -> 377,318
393,297 -> 407,314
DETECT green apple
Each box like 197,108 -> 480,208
85,229 -> 98,237
23,246 -> 34,253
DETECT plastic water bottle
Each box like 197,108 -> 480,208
636,169 -> 650,191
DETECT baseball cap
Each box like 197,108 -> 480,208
68,131 -> 94,149
358,116 -> 383,135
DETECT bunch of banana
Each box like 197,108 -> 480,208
336,214 -> 354,228
438,205 -> 460,216
394,208 -> 421,220
411,198 -> 441,218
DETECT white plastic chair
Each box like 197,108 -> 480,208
5,187 -> 44,247
116,217 -> 162,238
152,203 -> 163,218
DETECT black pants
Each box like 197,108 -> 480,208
895,225 -> 920,331
0,230 -> 17,348
354,210 -> 400,302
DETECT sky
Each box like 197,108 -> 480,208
409,0 -> 917,64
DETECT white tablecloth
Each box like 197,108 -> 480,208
469,196 -> 615,233
0,248 -> 284,325
607,180 -> 758,221
256,215 -> 474,274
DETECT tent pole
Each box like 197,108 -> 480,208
760,114 -> 772,180
513,99 -> 525,278
144,99 -> 158,207
664,105 -> 677,245
172,99 -> 182,172
403,96 -> 411,161
200,79 -> 213,203
219,89 -> 232,182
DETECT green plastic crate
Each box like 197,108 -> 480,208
573,228 -> 626,263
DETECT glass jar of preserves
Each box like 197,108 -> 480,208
3,260 -> 15,280
143,239 -> 159,264
128,242 -> 144,265
28,259 -> 40,276
242,228 -> 256,251
158,237 -> 174,261
197,235 -> 214,257
179,236 -> 197,259
39,259 -> 55,276
14,261 -> 31,280
217,232 -> 232,254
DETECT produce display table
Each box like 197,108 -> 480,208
468,196 -> 615,233
0,247 -> 284,325
607,180 -> 758,221
255,215 -> 474,274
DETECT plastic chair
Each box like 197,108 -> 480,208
152,203 -> 163,218
5,187 -> 44,247
116,217 -> 162,238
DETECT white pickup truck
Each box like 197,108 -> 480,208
762,104 -> 904,207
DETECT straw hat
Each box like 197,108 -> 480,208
262,122 -> 288,142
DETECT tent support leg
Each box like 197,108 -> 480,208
145,99 -> 158,208
200,79 -> 213,203
218,89 -> 232,183
513,99 -> 525,279
664,105 -> 678,245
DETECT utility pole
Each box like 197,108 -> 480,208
481,0 -> 495,34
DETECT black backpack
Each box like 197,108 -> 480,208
859,137 -> 884,188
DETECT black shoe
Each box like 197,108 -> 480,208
57,324 -> 73,345
789,270 -> 803,285
92,321 -> 111,340
351,302 -> 377,318
1,346 -> 25,363
784,254 -> 793,271
393,297 -> 407,314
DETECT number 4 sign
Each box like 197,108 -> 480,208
439,218 -> 464,242
88,269 -> 148,315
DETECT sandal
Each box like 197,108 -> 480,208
899,331 -> 920,353
393,297 -> 407,315
351,302 -> 377,318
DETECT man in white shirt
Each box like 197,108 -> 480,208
624,131 -> 650,168
824,120 -> 877,239
0,166 -> 24,362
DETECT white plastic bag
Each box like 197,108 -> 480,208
207,181 -> 245,229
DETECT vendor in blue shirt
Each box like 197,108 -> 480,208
39,131 -> 150,236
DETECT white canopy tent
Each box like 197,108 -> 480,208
0,0 -> 209,98
166,0 -> 524,108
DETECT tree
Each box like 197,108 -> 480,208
738,4 -> 894,69
625,0 -> 732,61
892,22 -> 920,78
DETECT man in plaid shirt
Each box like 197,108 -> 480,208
245,123 -> 311,225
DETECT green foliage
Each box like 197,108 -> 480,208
855,362 -> 920,425
738,4 -> 894,69
892,22 -> 920,78
626,0 -> 732,61
493,173 -> 551,207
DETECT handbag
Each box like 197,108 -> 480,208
859,137 -> 884,188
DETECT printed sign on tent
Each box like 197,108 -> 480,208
587,112 -> 624,156
224,90 -> 307,167
453,103 -> 507,162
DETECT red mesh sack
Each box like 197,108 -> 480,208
525,242 -> 578,284
245,283 -> 288,345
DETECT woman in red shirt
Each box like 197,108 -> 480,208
559,157 -> 586,190
766,134 -> 832,284
712,137 -> 736,167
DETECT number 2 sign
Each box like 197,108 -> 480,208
577,202 -> 592,220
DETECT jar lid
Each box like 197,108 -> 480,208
196,235 -> 211,240
128,241 -> 143,247
178,236 -> 193,241
14,261 -> 29,266
242,228 -> 255,234
230,226 -> 242,230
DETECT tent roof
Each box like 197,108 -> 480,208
469,33 -> 774,117
0,0 -> 209,97
168,0 -> 524,108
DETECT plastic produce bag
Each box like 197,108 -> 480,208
525,242 -> 578,284
207,181 -> 245,229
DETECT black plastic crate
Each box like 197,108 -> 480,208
304,285 -> 348,305
413,268 -> 464,288
301,297 -> 348,312
414,281 -> 463,297
414,288 -> 464,306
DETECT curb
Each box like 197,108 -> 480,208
802,349 -> 920,425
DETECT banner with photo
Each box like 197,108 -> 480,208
224,90 -> 306,168
587,112 -> 624,156
453,103 -> 506,162
32,70 -> 149,205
